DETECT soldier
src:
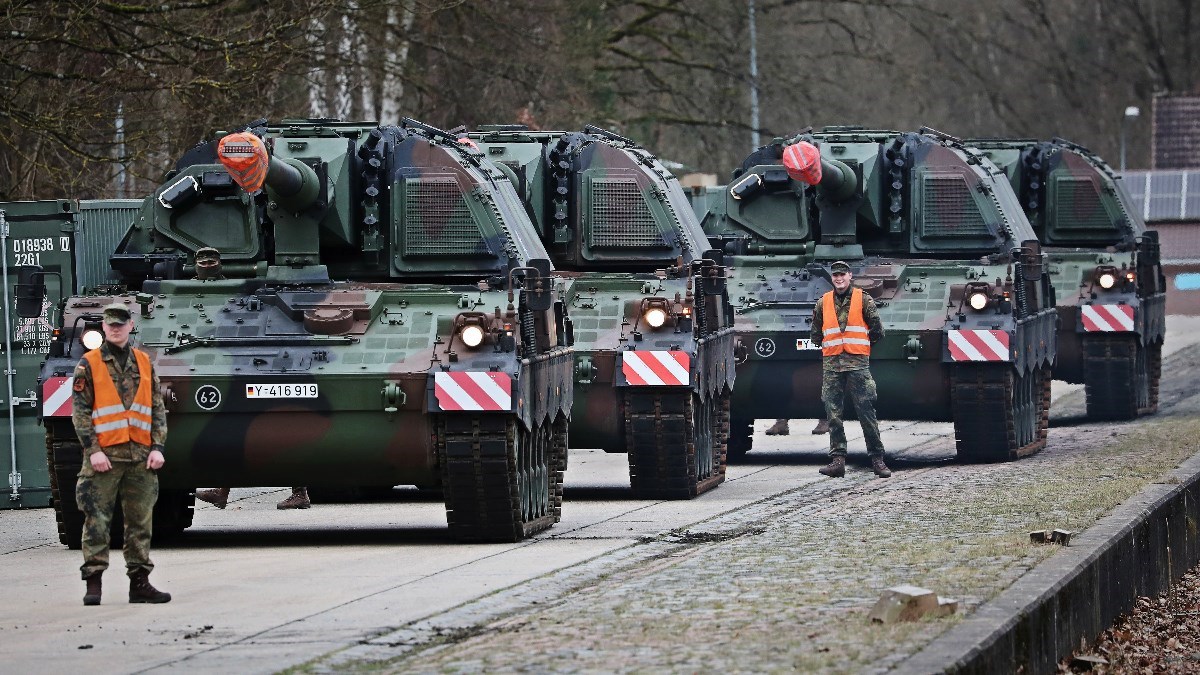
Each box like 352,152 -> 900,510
73,302 -> 171,605
809,261 -> 891,478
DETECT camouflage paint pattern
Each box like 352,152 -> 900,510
77,460 -> 157,578
821,369 -> 883,458
46,280 -> 572,490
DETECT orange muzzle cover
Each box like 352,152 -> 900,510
217,132 -> 269,193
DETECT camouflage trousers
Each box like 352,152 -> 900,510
76,460 -> 158,579
821,368 -> 886,459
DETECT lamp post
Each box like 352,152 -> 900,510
748,0 -> 760,150
1120,105 -> 1140,171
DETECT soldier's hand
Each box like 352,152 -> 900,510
146,450 -> 165,470
89,452 -> 112,473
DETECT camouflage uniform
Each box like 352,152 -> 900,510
73,340 -> 167,579
809,288 -> 886,458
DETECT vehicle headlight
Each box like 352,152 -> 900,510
644,307 -> 668,329
968,291 -> 989,311
1098,272 -> 1116,289
460,325 -> 485,348
81,329 -> 104,350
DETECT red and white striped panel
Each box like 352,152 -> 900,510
1081,304 -> 1135,332
433,372 -> 512,411
621,351 -> 691,386
42,377 -> 74,417
947,330 -> 1011,362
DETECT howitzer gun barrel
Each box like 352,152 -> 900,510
817,158 -> 857,201
783,141 -> 858,202
218,131 -> 320,211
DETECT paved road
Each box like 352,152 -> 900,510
2,317 -> 1197,674
0,427 -> 958,672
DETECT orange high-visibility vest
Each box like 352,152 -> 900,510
84,348 -> 154,447
821,288 -> 871,357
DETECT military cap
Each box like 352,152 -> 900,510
829,260 -> 851,273
195,246 -> 220,262
102,302 -> 133,325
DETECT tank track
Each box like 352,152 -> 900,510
1082,335 -> 1160,420
44,420 -> 193,549
438,414 -> 561,543
1147,341 -> 1162,414
551,415 -> 568,523
714,392 -> 730,481
624,390 -> 727,499
46,423 -> 84,549
951,364 -> 1048,462
727,416 -> 753,461
1039,366 -> 1051,442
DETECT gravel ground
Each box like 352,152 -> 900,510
1061,566 -> 1200,674
294,336 -> 1200,674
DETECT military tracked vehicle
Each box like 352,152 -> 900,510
469,125 -> 735,498
30,118 -> 573,545
693,127 -> 1057,462
969,138 -> 1166,419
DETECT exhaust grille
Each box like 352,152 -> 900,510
920,173 -> 990,238
1051,176 -> 1117,232
404,177 -> 489,256
588,178 -> 667,248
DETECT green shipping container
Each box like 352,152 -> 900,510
0,199 -> 139,508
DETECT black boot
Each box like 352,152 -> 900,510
871,456 -> 892,478
277,487 -> 311,510
129,570 -> 171,604
195,487 -> 230,509
83,573 -> 102,606
765,419 -> 790,435
818,456 -> 846,478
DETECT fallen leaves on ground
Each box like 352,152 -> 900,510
1060,567 -> 1200,673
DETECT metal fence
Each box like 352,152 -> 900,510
1119,170 -> 1200,223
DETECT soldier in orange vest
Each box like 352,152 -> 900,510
809,261 -> 891,478
72,302 -> 170,605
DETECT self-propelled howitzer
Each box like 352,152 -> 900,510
469,125 -> 736,498
35,118 -> 573,545
693,127 -> 1057,462
969,137 -> 1166,420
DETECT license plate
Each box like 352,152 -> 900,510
245,383 -> 319,399
796,338 -> 820,351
